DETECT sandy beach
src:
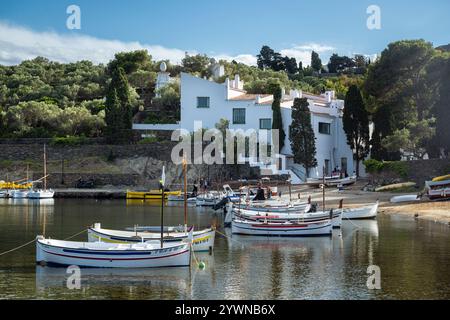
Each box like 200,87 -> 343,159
285,182 -> 450,225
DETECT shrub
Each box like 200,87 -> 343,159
363,158 -> 384,173
50,135 -> 88,146
137,136 -> 158,144
383,161 -> 408,179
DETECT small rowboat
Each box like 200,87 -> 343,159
341,201 -> 379,219
231,218 -> 332,237
390,194 -> 421,203
36,235 -> 191,268
88,223 -> 215,252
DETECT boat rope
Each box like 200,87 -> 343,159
190,244 -> 200,267
64,228 -> 87,240
0,238 -> 36,257
214,229 -> 246,248
343,217 -> 361,229
0,228 -> 88,257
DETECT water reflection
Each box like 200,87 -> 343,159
0,199 -> 450,299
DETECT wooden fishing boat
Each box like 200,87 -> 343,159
28,145 -> 54,200
234,201 -> 310,213
341,201 -> 378,220
88,223 -> 215,252
231,218 -> 332,237
195,192 -> 220,206
126,190 -> 181,200
28,189 -> 55,199
425,179 -> 450,200
167,194 -> 196,202
36,235 -> 191,268
12,189 -> 30,199
231,207 -> 342,228
432,174 -> 450,182
305,175 -> 356,187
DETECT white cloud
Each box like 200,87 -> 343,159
281,43 -> 336,66
0,22 -> 194,65
214,53 -> 257,66
0,22 -> 352,69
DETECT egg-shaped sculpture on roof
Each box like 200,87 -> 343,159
160,62 -> 167,72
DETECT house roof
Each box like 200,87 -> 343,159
229,93 -> 271,101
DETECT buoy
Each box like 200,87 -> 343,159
198,261 -> 206,270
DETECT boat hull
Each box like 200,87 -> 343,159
231,219 -> 332,237
88,227 -> 215,252
28,190 -> 55,199
233,208 -> 342,228
12,190 -> 29,198
126,190 -> 181,200
36,237 -> 191,268
342,202 -> 378,220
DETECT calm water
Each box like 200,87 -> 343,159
0,198 -> 449,300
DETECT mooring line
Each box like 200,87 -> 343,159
64,228 -> 87,240
343,217 -> 362,229
0,228 -> 88,257
0,238 -> 36,257
214,228 -> 246,247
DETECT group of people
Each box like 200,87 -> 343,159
331,166 -> 349,179
191,178 -> 211,197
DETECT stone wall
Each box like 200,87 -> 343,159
0,142 -> 177,162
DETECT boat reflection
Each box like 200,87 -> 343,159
35,265 -> 192,298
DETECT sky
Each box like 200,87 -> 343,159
0,0 -> 449,66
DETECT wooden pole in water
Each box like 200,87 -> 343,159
160,188 -> 164,248
322,165 -> 326,211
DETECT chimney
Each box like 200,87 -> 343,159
234,74 -> 240,89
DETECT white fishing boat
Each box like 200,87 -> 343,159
167,194 -> 196,202
28,145 -> 54,200
12,189 -> 30,199
390,194 -> 421,203
28,189 -> 55,199
231,218 -> 332,237
305,175 -> 357,187
36,235 -> 191,268
0,190 -> 8,198
88,223 -> 215,252
341,201 -> 379,219
196,192 -> 220,206
425,179 -> 450,201
234,201 -> 310,213
232,207 -> 342,228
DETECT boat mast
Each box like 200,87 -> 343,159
322,165 -> 325,211
43,144 -> 47,191
160,166 -> 165,248
183,155 -> 187,233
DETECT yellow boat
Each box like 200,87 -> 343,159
0,181 -> 33,189
432,174 -> 450,182
126,189 -> 181,200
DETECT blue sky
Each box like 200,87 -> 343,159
0,0 -> 449,66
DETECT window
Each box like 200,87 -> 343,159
233,108 -> 246,124
318,122 -> 331,134
197,97 -> 210,108
259,118 -> 272,129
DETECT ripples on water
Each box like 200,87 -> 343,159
0,198 -> 449,299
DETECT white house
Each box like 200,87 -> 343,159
134,69 -> 364,182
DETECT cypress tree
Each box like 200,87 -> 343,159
343,85 -> 370,176
289,97 -> 317,177
105,66 -> 132,143
271,85 -> 286,151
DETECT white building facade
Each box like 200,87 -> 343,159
178,72 -> 361,181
